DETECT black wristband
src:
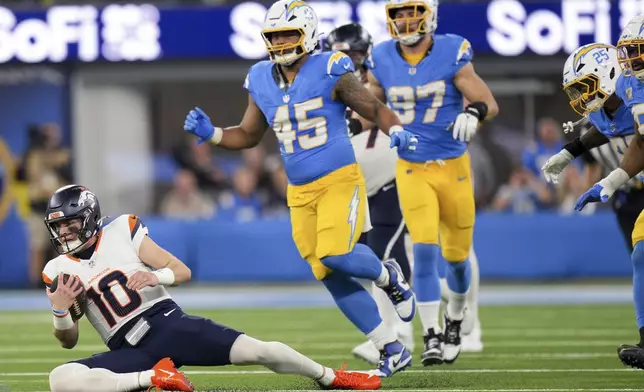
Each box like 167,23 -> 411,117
563,137 -> 587,158
348,118 -> 363,136
465,101 -> 488,121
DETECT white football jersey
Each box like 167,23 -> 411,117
351,128 -> 398,197
42,214 -> 171,344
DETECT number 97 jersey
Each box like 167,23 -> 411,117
370,34 -> 473,162
42,214 -> 171,344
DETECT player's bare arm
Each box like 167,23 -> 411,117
214,95 -> 269,150
618,132 -> 644,179
454,63 -> 499,120
47,273 -> 82,349
127,236 -> 192,291
580,126 -> 610,149
351,71 -> 385,131
333,73 -> 401,136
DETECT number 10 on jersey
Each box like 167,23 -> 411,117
86,270 -> 142,327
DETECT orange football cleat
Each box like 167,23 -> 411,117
147,357 -> 194,392
329,364 -> 382,390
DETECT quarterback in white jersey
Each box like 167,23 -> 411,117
324,23 -> 483,365
43,185 -> 382,391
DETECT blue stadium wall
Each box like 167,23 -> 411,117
0,211 -> 632,288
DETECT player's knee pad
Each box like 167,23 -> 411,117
49,363 -> 89,392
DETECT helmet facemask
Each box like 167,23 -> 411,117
262,28 -> 308,66
563,74 -> 609,116
386,2 -> 432,46
617,41 -> 644,80
45,209 -> 98,255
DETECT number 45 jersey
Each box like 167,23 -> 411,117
244,51 -> 357,185
42,214 -> 171,344
371,34 -> 472,162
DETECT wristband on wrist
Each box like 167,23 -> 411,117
52,310 -> 74,330
465,101 -> 488,121
210,127 -> 223,145
152,268 -> 175,285
563,137 -> 587,158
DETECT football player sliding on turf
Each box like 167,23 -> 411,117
44,185 -> 382,392
574,16 -> 644,369
184,0 -> 417,378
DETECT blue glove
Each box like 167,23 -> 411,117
574,183 -> 610,211
184,107 -> 214,144
389,126 -> 418,152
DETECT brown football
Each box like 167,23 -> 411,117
50,273 -> 88,321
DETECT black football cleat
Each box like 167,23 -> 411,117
618,343 -> 644,369
421,328 -> 443,366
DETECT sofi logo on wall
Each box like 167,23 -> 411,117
231,0 -> 644,59
0,4 -> 161,63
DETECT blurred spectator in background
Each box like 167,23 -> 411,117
160,169 -> 216,220
263,162 -> 289,218
491,167 -> 554,214
172,137 -> 229,195
557,165 -> 593,215
522,118 -> 563,178
22,123 -> 72,286
219,166 -> 262,222
242,145 -> 276,206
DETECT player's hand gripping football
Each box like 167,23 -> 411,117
47,273 -> 84,312
541,150 -> 573,184
126,271 -> 160,291
184,107 -> 214,144
389,126 -> 418,152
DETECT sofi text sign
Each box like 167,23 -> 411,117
0,0 -> 643,63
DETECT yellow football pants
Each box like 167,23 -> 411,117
288,163 -> 368,280
396,153 -> 475,262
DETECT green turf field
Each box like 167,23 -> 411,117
1,304 -> 643,391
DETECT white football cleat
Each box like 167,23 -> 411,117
461,319 -> 483,353
442,311 -> 463,364
381,259 -> 416,322
352,340 -> 380,365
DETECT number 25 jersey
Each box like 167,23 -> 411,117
371,34 -> 473,162
42,214 -> 171,344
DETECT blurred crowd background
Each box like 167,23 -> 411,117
0,0 -> 635,289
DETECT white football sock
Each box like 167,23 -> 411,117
418,301 -> 442,333
49,363 -> 144,392
439,277 -> 449,303
374,263 -> 390,287
138,370 -> 154,388
447,291 -> 468,320
372,282 -> 399,329
367,320 -> 397,350
229,334 -> 335,385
